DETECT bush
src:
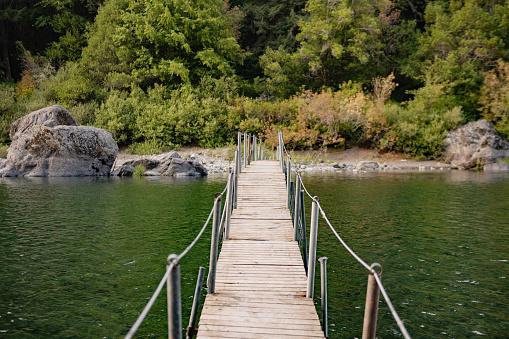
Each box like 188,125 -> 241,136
136,82 -> 233,148
133,164 -> 146,177
95,88 -> 144,144
127,139 -> 165,155
479,60 -> 509,139
37,62 -> 99,107
380,83 -> 463,159
0,84 -> 51,143
68,101 -> 99,126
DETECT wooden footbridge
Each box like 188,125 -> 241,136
196,160 -> 324,338
126,132 -> 411,339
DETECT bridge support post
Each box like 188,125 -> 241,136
279,132 -> 284,172
362,264 -> 382,339
247,134 -> 251,165
306,199 -> 319,298
286,157 -> 292,209
225,172 -> 233,240
233,150 -> 239,209
293,174 -> 301,241
208,195 -> 222,294
300,191 -> 308,274
167,254 -> 182,339
186,267 -> 205,339
253,135 -> 257,161
319,257 -> 328,338
243,132 -> 247,168
237,131 -> 242,174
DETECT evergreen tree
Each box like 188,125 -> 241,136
80,0 -> 243,90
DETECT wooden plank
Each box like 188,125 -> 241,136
197,160 -> 325,339
198,324 -> 324,337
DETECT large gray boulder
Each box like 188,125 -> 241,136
111,151 -> 208,177
444,120 -> 509,169
0,105 -> 118,177
10,105 -> 78,141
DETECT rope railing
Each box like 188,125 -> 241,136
278,130 -> 411,339
125,192 -> 222,339
125,131 -> 268,339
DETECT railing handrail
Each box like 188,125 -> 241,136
278,131 -> 411,339
125,188 -> 224,339
125,131 -> 266,339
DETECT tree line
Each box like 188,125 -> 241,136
1,0 -> 508,158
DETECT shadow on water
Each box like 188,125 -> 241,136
0,170 -> 508,338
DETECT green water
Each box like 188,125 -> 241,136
0,171 -> 508,338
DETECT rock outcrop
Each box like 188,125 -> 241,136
0,105 -> 118,177
444,120 -> 509,169
111,151 -> 208,176
484,162 -> 509,172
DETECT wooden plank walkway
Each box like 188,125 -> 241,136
197,160 -> 325,339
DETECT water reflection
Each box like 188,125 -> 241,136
0,171 -> 507,338
302,170 -> 509,338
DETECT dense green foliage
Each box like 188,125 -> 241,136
1,0 -> 508,158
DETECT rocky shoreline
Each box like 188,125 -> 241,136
1,106 -> 508,177
112,147 -> 458,175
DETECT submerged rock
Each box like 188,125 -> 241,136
445,120 -> 509,169
0,105 -> 117,177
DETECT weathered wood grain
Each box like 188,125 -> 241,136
196,160 -> 324,339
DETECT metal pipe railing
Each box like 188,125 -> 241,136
362,263 -> 382,339
306,198 -> 319,298
167,254 -> 182,339
319,257 -> 328,337
186,267 -> 205,339
278,131 -> 411,339
207,194 -> 222,294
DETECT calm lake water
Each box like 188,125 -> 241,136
0,170 -> 508,338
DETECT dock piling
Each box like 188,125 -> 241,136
167,254 -> 182,339
319,257 -> 329,338
306,198 -> 319,298
186,267 -> 205,339
207,196 -> 222,294
362,263 -> 382,339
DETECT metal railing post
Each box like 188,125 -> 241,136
233,150 -> 239,209
253,135 -> 257,161
362,264 -> 382,339
290,181 -> 295,220
319,257 -> 328,338
286,157 -> 291,209
306,199 -> 319,298
247,134 -> 251,165
186,267 -> 205,339
300,191 -> 308,274
167,254 -> 182,339
237,131 -> 242,173
207,195 -> 222,294
243,132 -> 247,168
225,172 -> 233,240
293,174 -> 301,241
279,132 -> 284,172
